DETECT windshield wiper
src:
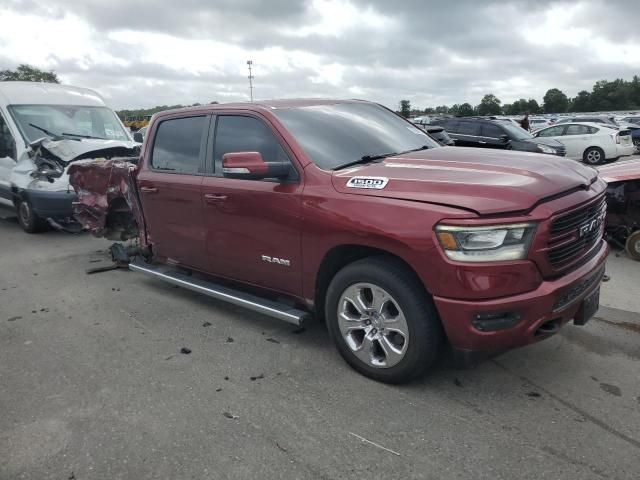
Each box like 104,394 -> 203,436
28,123 -> 65,141
397,145 -> 431,155
62,132 -> 107,140
28,123 -> 84,142
333,152 -> 398,171
333,145 -> 432,171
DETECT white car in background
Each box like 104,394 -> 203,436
529,118 -> 551,131
533,122 -> 634,165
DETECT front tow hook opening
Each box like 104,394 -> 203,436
534,318 -> 561,337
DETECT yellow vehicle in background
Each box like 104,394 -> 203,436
124,115 -> 152,131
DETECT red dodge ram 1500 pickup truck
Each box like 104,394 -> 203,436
69,99 -> 608,383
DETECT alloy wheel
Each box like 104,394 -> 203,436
337,283 -> 409,368
586,149 -> 602,164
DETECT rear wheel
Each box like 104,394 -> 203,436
17,198 -> 47,233
626,231 -> 640,261
583,147 -> 605,165
325,257 -> 443,384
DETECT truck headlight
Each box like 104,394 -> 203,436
537,144 -> 556,154
435,223 -> 536,262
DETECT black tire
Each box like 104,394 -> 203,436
16,198 -> 47,233
325,256 -> 443,384
626,230 -> 640,261
583,146 -> 605,165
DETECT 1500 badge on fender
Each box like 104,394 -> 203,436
346,176 -> 389,189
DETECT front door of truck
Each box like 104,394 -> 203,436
137,114 -> 210,269
201,114 -> 303,297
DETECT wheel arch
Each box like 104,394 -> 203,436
313,244 -> 428,321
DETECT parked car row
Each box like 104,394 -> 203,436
429,117 -> 567,156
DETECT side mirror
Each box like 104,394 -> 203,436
222,152 -> 289,180
133,132 -> 144,143
500,134 -> 510,143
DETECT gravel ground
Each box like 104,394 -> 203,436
0,209 -> 639,480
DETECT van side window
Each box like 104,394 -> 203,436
213,115 -> 293,178
0,113 -> 16,160
457,121 -> 479,136
151,116 -> 207,174
481,123 -> 503,138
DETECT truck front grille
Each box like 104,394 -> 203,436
547,195 -> 606,269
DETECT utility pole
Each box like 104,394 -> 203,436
247,60 -> 254,102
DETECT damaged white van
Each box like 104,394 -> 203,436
0,82 -> 140,232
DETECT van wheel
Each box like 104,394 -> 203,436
325,257 -> 443,384
17,199 -> 47,233
583,147 -> 605,165
626,231 -> 640,261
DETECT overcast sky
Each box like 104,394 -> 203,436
1,0 -> 639,110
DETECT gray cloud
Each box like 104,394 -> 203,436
1,0 -> 639,109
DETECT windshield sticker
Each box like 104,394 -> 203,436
346,176 -> 389,189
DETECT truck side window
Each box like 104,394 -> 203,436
213,115 -> 292,176
151,116 -> 207,174
0,113 -> 16,160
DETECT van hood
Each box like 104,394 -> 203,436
331,147 -> 598,215
10,138 -> 140,193
30,137 -> 139,164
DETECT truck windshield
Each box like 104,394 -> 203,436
8,105 -> 130,143
273,102 -> 439,170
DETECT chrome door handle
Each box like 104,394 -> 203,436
140,186 -> 158,194
478,141 -> 486,144
204,193 -> 228,204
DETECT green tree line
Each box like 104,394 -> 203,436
399,75 -> 640,117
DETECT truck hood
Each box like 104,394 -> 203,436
331,147 -> 598,215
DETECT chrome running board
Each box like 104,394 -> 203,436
129,260 -> 309,326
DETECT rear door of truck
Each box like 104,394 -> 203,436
137,113 -> 210,268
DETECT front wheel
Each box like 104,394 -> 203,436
583,147 -> 605,165
17,198 -> 47,233
325,257 -> 443,384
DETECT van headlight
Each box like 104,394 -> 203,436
435,223 -> 536,262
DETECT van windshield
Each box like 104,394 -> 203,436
8,105 -> 130,143
273,102 -> 438,170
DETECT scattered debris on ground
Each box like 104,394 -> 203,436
348,432 -> 401,456
266,338 -> 280,344
276,442 -> 288,453
7,316 -> 22,322
180,347 -> 192,355
226,337 -> 234,343
250,373 -> 265,381
599,383 -> 622,397
526,391 -> 541,398
222,411 -> 239,419
202,321 -> 212,327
